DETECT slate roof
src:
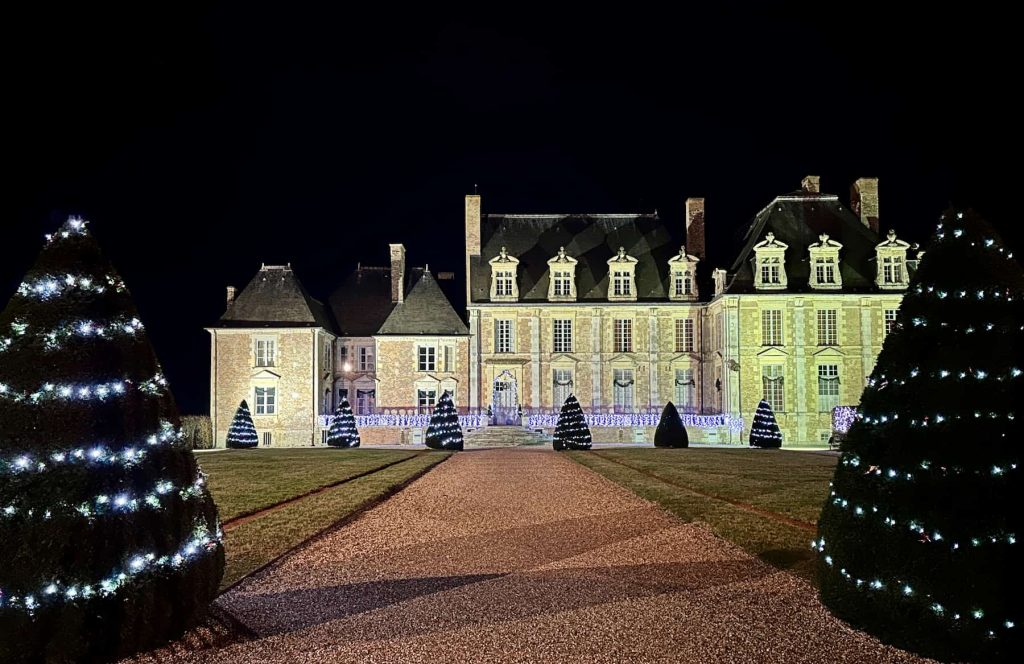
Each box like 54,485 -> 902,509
215,265 -> 336,331
327,266 -> 411,337
378,270 -> 470,335
723,193 -> 885,294
470,214 -> 683,302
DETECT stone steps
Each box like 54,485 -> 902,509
464,426 -> 552,448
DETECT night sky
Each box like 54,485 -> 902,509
4,4 -> 1017,414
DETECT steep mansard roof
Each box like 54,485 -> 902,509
470,213 -> 683,303
378,270 -> 469,335
724,192 -> 886,294
215,264 -> 336,332
326,265 -> 424,337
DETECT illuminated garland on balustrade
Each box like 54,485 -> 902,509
832,406 -> 858,434
0,373 -> 168,403
1,421 -> 181,475
2,474 -> 208,521
813,539 -> 1017,638
824,490 -> 1016,551
0,316 -> 145,354
0,520 -> 222,613
527,412 -> 743,431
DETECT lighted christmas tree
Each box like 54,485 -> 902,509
749,399 -> 782,448
225,400 -> 258,449
425,391 -> 463,451
326,399 -> 360,448
654,401 -> 688,448
0,218 -> 224,662
816,210 -> 1023,662
553,394 -> 592,451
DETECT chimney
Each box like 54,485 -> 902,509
801,175 -> 821,193
685,197 -> 706,261
465,192 -> 482,304
389,243 -> 406,304
225,286 -> 236,308
851,177 -> 880,233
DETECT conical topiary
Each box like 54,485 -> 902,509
654,401 -> 688,448
553,394 -> 592,451
225,400 -> 258,448
326,399 -> 360,448
0,217 -> 224,662
749,399 -> 782,448
816,210 -> 1023,662
425,391 -> 463,451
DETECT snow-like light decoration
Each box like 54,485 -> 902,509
338,411 -> 744,433
0,520 -> 222,613
811,539 -> 1016,638
832,406 -> 858,434
1,474 -> 207,521
15,273 -> 127,301
0,372 -> 167,404
1,420 -> 181,475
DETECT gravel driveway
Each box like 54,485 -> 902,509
173,448 -> 928,663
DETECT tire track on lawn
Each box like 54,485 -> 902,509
589,452 -> 817,532
221,452 -> 423,532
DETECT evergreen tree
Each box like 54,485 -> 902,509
326,399 -> 360,448
654,401 -> 689,448
816,210 -> 1023,662
749,399 -> 782,448
0,218 -> 224,662
225,400 -> 258,449
425,391 -> 463,451
553,394 -> 592,451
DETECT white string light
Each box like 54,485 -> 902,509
0,316 -> 144,354
0,372 -> 168,404
841,454 -> 1019,481
15,273 -> 127,301
1,420 -> 181,475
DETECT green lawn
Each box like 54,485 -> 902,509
192,449 -> 451,590
569,448 -> 837,582
195,449 -> 419,521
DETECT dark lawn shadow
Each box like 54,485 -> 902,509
757,548 -> 812,570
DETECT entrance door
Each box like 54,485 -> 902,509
491,371 -> 520,425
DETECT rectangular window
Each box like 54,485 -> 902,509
255,339 -> 276,367
613,271 -> 632,296
495,270 -> 514,296
760,257 -> 780,284
674,368 -> 695,409
416,389 -> 436,414
338,388 -> 348,403
417,346 -> 436,372
818,364 -> 840,413
613,368 -> 635,412
614,319 -> 633,353
255,386 -> 276,415
673,272 -> 692,297
553,368 -> 573,408
553,319 -> 573,353
443,345 -> 453,372
761,310 -> 783,346
495,319 -> 513,353
358,347 -> 375,372
356,388 -> 376,415
553,270 -> 572,297
674,318 -> 695,353
262,432 -> 272,447
761,364 -> 784,412
882,255 -> 904,284
817,309 -> 838,346
884,308 -> 898,336
815,257 -> 836,284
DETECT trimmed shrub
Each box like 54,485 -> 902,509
654,401 -> 688,448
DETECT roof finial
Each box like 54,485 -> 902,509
819,233 -> 829,244
617,246 -> 626,259
887,229 -> 897,242
474,183 -> 478,195
424,263 -> 430,274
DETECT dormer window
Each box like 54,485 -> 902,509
489,246 -> 520,301
667,245 -> 700,301
875,229 -> 910,290
547,246 -> 578,301
808,233 -> 843,290
752,232 -> 788,290
606,247 -> 638,301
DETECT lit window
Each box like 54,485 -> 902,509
553,319 -> 573,353
255,339 -> 276,367
817,309 -> 838,346
418,346 -> 436,372
495,320 -> 513,353
762,365 -> 784,412
255,386 -> 276,415
614,319 -> 633,353
761,310 -> 783,346
613,369 -> 634,412
818,365 -> 840,413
